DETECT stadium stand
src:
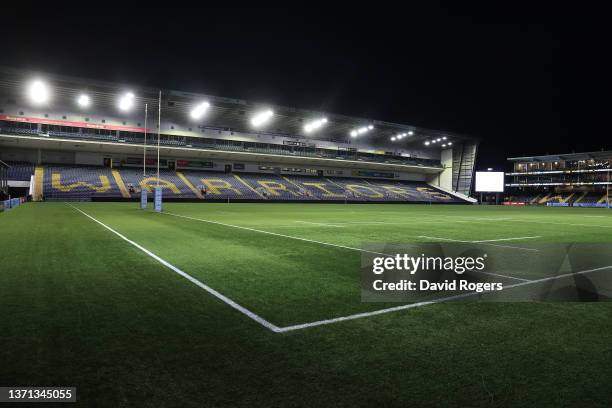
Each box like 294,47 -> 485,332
42,165 -> 123,200
36,165 -> 467,203
504,191 -> 610,206
118,168 -> 198,199
5,161 -> 34,181
180,171 -> 262,200
0,121 -> 442,169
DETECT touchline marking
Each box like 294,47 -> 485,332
161,211 -> 390,256
469,270 -> 532,282
417,235 -> 540,252
67,204 -> 283,333
454,217 -> 612,229
470,236 -> 541,243
295,221 -> 345,228
276,264 -> 612,332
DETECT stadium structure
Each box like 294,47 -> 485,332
3,67 -> 612,408
505,151 -> 612,207
0,67 -> 479,205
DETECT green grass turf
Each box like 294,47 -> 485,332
1,202 -> 611,407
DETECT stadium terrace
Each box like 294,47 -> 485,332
0,67 -> 478,203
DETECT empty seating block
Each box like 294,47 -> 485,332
37,165 -> 468,203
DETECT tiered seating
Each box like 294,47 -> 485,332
320,177 -> 387,202
237,173 -> 305,200
43,165 -> 122,200
505,192 -> 609,206
5,161 -> 35,181
181,171 -> 261,200
118,168 -> 197,199
37,165 -> 468,203
282,176 -> 344,200
0,121 -> 442,168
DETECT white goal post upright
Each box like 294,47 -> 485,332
154,90 -> 162,213
140,103 -> 149,209
607,166 -> 610,209
143,103 -> 148,177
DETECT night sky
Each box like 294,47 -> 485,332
2,4 -> 609,170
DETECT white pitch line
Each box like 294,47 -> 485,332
67,204 -> 283,333
471,236 -> 541,243
295,221 -> 345,228
277,264 -> 612,332
417,235 -> 540,252
161,211 -> 390,256
455,217 -> 612,229
469,270 -> 532,282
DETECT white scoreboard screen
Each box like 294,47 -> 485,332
475,172 -> 505,192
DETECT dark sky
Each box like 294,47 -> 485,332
2,4 -> 609,170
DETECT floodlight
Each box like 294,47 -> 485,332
77,94 -> 90,107
251,109 -> 274,127
448,142 -> 452,146
408,131 -> 414,135
118,92 -> 135,111
350,125 -> 374,137
391,137 -> 396,141
304,117 -> 328,133
442,136 -> 447,140
27,79 -> 50,104
442,144 -> 447,147
190,101 -> 210,120
436,138 -> 441,142
424,141 -> 430,146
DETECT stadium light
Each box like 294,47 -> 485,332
448,142 -> 452,146
436,138 -> 441,142
408,130 -> 414,135
190,101 -> 210,120
424,141 -> 430,146
350,125 -> 374,137
391,136 -> 397,141
77,94 -> 90,108
303,117 -> 328,133
118,92 -> 135,111
442,136 -> 447,140
251,109 -> 274,127
27,79 -> 50,104
442,144 -> 447,147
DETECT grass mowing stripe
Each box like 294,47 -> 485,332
161,211 -> 391,256
277,264 -> 612,332
67,204 -> 283,333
